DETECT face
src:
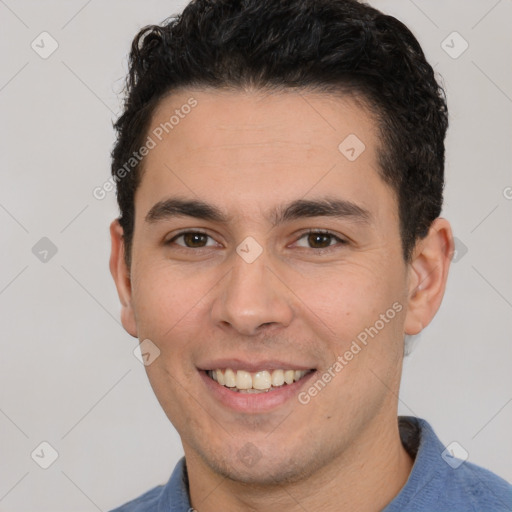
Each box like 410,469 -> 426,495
113,88 -> 416,484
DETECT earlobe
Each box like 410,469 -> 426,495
404,218 -> 454,336
109,219 -> 138,338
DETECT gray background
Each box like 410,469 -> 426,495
1,0 -> 511,510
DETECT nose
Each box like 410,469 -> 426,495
210,248 -> 294,336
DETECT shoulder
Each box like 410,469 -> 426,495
387,416 -> 512,512
445,459 -> 512,511
108,484 -> 165,512
108,457 -> 189,512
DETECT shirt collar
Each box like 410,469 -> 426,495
157,456 -> 191,511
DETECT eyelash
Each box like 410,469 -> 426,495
166,229 -> 348,251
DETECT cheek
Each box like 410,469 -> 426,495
131,268 -> 211,423
298,262 -> 397,329
302,264 -> 406,385
131,262 -> 208,338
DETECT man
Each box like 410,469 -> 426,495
108,0 -> 512,510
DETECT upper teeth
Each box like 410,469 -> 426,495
208,368 -> 310,391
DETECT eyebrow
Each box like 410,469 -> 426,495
145,196 -> 372,227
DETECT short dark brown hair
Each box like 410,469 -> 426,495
111,0 -> 448,266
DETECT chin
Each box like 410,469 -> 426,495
202,448 -> 320,487
220,464 -> 308,487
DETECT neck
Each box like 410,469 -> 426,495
185,415 -> 414,512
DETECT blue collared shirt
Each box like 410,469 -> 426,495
110,416 -> 512,511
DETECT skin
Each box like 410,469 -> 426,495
110,88 -> 454,512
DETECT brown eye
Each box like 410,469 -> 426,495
182,233 -> 208,247
307,233 -> 333,249
294,230 -> 347,250
167,231 -> 215,248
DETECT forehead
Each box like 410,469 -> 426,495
135,88 -> 396,226
148,87 -> 377,161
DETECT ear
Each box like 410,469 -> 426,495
404,217 -> 454,335
109,219 -> 138,337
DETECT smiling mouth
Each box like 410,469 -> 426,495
206,368 -> 315,393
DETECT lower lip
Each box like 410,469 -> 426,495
199,370 -> 317,413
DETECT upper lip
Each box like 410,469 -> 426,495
198,358 -> 316,372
